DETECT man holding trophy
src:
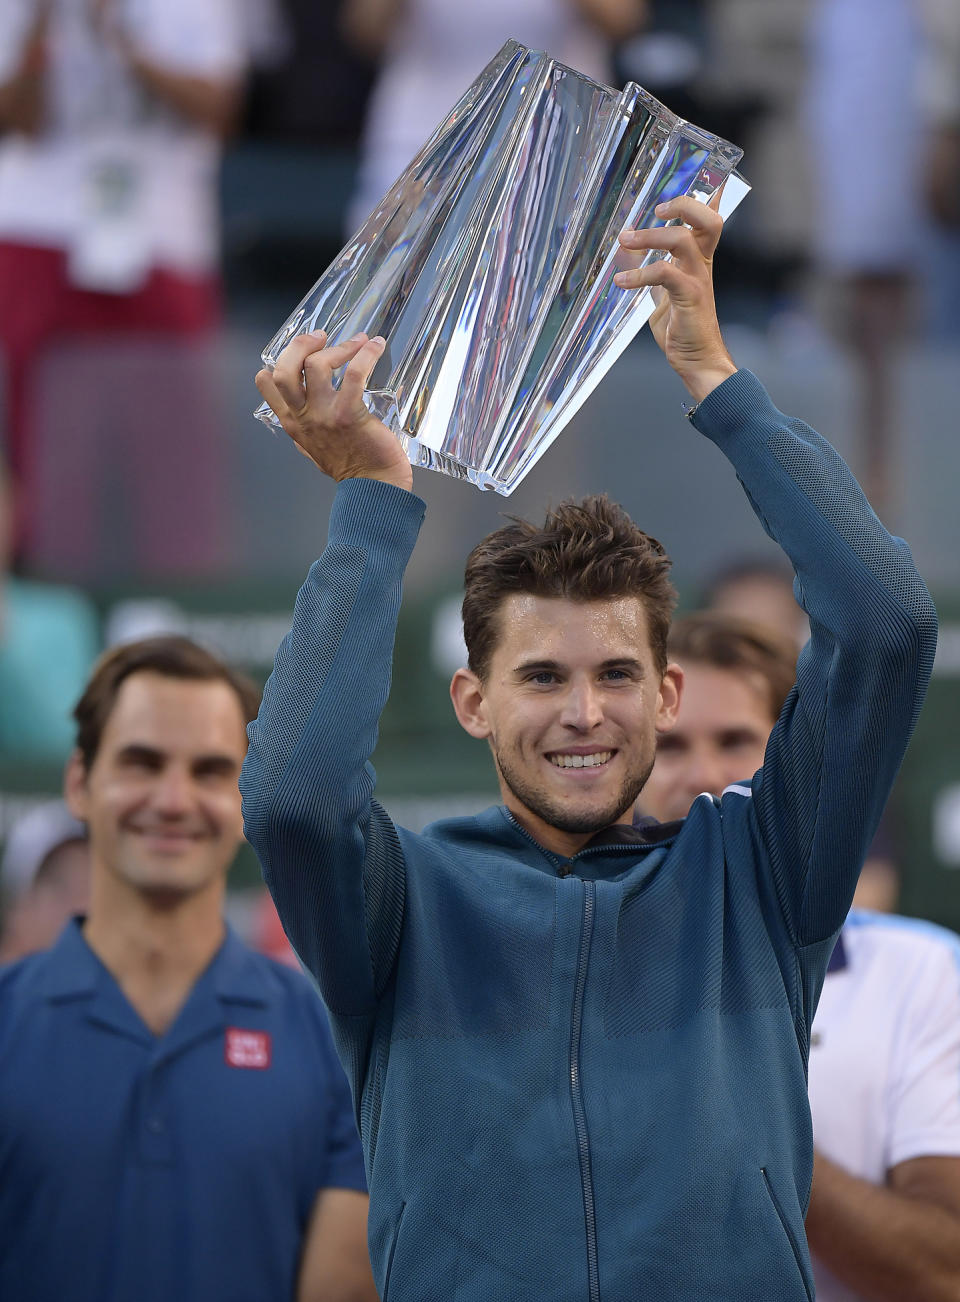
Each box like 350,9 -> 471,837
245,196 -> 936,1299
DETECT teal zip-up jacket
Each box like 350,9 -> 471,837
241,371 -> 937,1302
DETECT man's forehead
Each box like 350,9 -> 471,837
675,663 -> 776,729
102,673 -> 248,749
495,593 -> 652,654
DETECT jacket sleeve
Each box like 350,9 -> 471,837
240,476 -> 426,1016
692,370 -> 938,947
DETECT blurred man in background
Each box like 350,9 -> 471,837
0,801 -> 89,961
703,558 -> 900,913
642,612 -> 960,1302
704,556 -> 810,651
0,636 -> 376,1302
639,613 -> 795,827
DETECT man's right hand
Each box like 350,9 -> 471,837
255,331 -> 414,493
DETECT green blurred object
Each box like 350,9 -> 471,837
896,595 -> 960,933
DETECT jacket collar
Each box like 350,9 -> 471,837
601,814 -> 685,847
483,806 -> 682,876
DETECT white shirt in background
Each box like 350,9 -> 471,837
348,0 -> 610,232
808,910 -> 960,1302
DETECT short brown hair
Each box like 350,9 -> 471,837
73,636 -> 261,769
462,495 -> 677,679
667,613 -> 798,720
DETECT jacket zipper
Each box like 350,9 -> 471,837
570,879 -> 600,1302
503,808 -> 652,1299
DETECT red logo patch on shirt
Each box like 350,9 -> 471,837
225,1028 -> 271,1069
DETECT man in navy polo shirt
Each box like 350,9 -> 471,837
0,636 -> 376,1302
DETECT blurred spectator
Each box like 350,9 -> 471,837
920,0 -> 960,340
617,0 -> 706,116
641,612 -> 960,1301
243,0 -> 372,145
698,0 -> 812,302
640,612 -> 800,827
702,562 -> 899,910
0,801 -> 89,961
639,613 -> 898,911
340,0 -> 647,233
703,555 -> 810,651
803,0 -> 960,516
0,458 -> 100,761
0,0 -> 252,574
922,0 -> 960,228
0,636 -> 376,1302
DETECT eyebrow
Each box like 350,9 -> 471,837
512,657 -> 647,676
116,744 -> 240,775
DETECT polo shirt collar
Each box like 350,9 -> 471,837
36,916 -> 105,1001
36,918 -> 273,1052
211,924 -> 275,1007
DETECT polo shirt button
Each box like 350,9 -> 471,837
147,1117 -> 165,1134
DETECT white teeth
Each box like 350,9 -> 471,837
549,751 -> 613,769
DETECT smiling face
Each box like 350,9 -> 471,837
450,594 -> 682,857
642,662 -> 775,824
65,672 -> 248,906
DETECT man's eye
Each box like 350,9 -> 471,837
528,672 -> 557,685
722,733 -> 761,752
602,669 -> 629,681
656,735 -> 685,753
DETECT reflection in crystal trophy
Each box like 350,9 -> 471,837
255,39 -> 749,495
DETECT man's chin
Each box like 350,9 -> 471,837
541,800 -> 632,836
495,749 -> 653,839
121,863 -> 214,904
519,785 -> 637,837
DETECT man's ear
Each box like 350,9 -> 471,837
64,749 -> 90,822
449,668 -> 492,740
656,663 -> 684,733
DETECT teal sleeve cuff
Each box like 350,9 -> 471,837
688,370 -> 784,446
327,476 -> 426,556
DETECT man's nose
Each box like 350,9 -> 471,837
684,750 -> 727,800
152,769 -> 194,815
560,680 -> 604,730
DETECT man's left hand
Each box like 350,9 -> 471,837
615,194 -> 737,403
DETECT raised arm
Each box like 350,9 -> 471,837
617,201 -> 937,949
92,0 -> 244,136
0,0 -> 46,135
242,334 -> 422,1015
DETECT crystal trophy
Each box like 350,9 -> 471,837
255,39 -> 749,495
